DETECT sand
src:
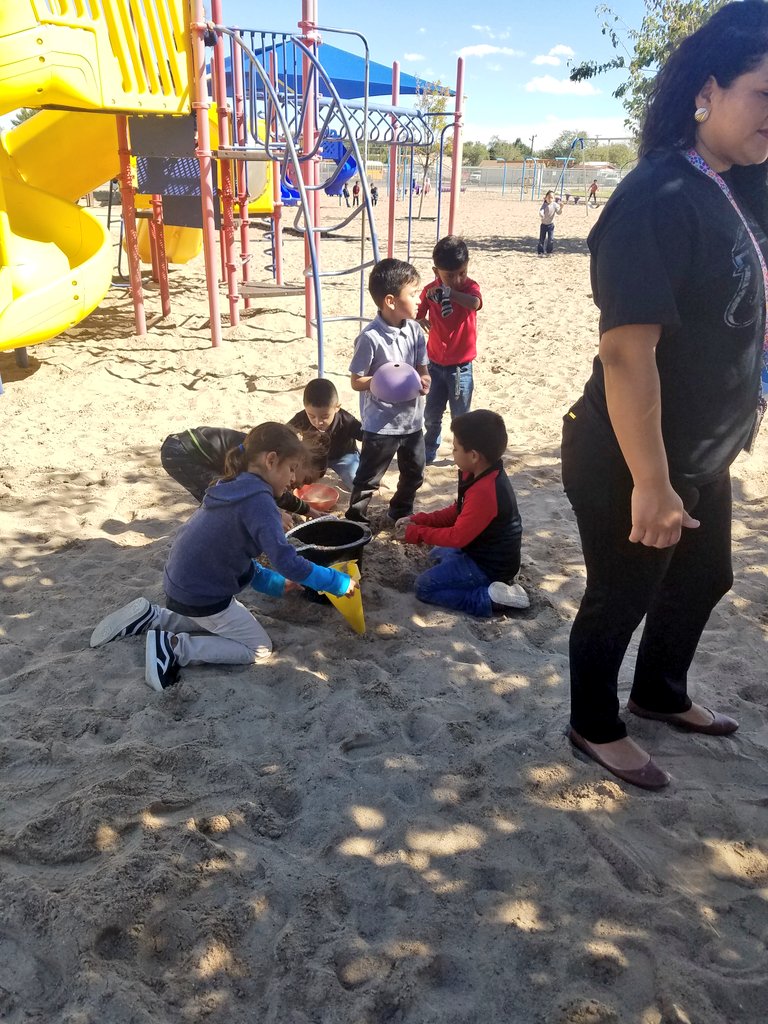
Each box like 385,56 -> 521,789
1,191 -> 767,1024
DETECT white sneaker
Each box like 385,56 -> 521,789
90,597 -> 157,648
488,580 -> 530,611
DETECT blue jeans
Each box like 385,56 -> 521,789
329,452 -> 360,490
538,223 -> 554,254
424,361 -> 473,462
414,546 -> 493,618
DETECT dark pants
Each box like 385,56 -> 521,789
346,430 -> 425,523
160,434 -> 216,503
561,413 -> 734,743
538,223 -> 554,254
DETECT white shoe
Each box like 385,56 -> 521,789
90,597 -> 157,648
488,581 -> 530,610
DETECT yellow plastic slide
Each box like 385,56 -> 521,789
0,1 -> 274,353
0,110 -> 119,351
0,0 -> 193,352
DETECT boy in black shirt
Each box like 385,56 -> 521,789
287,378 -> 362,489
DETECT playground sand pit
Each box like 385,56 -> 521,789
1,192 -> 768,1023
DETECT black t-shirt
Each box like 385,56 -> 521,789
288,408 -> 363,467
578,150 -> 765,486
179,426 -> 246,468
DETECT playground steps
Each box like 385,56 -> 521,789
214,146 -> 280,162
239,282 -> 304,298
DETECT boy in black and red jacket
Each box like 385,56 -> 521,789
394,410 -> 529,616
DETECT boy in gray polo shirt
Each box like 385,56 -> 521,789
346,259 -> 430,525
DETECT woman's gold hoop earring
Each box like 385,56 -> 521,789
694,107 -> 710,123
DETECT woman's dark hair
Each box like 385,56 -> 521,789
451,410 -> 508,464
221,422 -> 305,482
432,235 -> 469,270
640,1 -> 768,226
641,1 -> 768,154
368,258 -> 419,306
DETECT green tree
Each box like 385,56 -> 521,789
570,0 -> 727,132
462,141 -> 489,166
487,135 -> 530,162
414,79 -> 450,219
10,107 -> 37,127
540,130 -> 590,161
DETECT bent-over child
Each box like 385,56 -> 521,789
160,424 -> 323,518
416,235 -> 483,464
346,258 -> 430,525
91,424 -> 356,691
287,378 -> 362,490
394,410 -> 529,617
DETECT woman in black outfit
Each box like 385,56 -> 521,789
562,1 -> 768,789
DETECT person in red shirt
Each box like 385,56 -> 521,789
416,235 -> 483,464
394,410 -> 529,616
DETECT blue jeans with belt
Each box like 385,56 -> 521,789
424,361 -> 474,462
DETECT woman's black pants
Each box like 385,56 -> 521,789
561,414 -> 734,743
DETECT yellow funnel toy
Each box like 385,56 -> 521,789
324,561 -> 365,635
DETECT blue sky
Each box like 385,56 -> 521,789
223,0 -> 649,146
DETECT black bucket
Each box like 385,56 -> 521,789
286,516 -> 372,568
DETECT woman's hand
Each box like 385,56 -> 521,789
280,510 -> 295,531
630,482 -> 700,548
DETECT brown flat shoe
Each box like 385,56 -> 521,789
567,727 -> 671,791
626,699 -> 739,736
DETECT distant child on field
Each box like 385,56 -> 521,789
160,424 -> 323,518
287,378 -> 362,490
346,258 -> 430,525
370,184 -> 379,206
91,424 -> 356,692
394,410 -> 529,617
415,235 -> 482,464
537,191 -> 562,256
588,179 -> 598,206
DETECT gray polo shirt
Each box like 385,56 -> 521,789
349,313 -> 427,435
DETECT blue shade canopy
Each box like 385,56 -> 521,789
224,41 -> 451,100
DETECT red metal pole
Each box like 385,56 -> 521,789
211,0 -> 239,325
232,29 -> 252,309
191,1 -> 222,347
116,115 -> 146,338
387,62 -> 400,259
148,215 -> 159,283
151,193 -> 171,318
269,50 -> 284,287
448,57 -> 465,236
299,0 -> 318,340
